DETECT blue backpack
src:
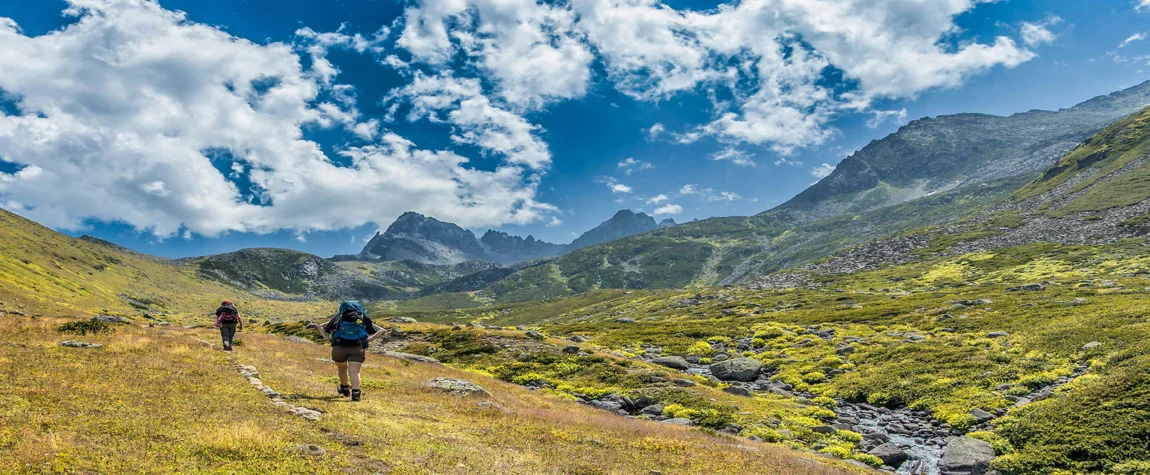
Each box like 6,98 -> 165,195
332,301 -> 369,347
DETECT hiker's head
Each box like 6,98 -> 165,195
339,300 -> 365,316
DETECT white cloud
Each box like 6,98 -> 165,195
1020,16 -> 1062,46
0,0 -> 555,237
811,163 -> 836,179
711,148 -> 756,167
546,216 -> 563,227
646,194 -> 669,204
678,184 -> 740,201
867,108 -> 908,128
652,203 -> 682,216
1138,0 -> 1150,12
618,157 -> 654,174
396,0 -> 1036,154
596,176 -> 632,194
1120,33 -> 1146,48
644,123 -> 665,141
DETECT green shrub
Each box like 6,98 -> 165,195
836,430 -> 862,443
686,341 -> 715,357
56,320 -> 113,336
852,453 -> 884,467
811,396 -> 837,409
802,372 -> 826,383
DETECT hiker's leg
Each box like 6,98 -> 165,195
348,362 -> 362,390
336,361 -> 349,386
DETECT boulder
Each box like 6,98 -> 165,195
93,315 -> 131,324
614,317 -> 636,324
659,418 -> 694,426
389,317 -> 417,324
869,442 -> 908,467
651,356 -> 690,370
811,426 -> 836,434
939,437 -> 995,475
1081,341 -> 1102,351
569,335 -> 588,343
563,345 -> 581,354
987,331 -> 1009,338
970,408 -> 994,423
723,386 -> 753,397
423,378 -> 489,397
671,379 -> 697,387
590,400 -> 624,413
1006,283 -> 1045,292
709,358 -> 762,382
525,330 -> 545,340
640,404 -> 664,416
712,353 -> 730,362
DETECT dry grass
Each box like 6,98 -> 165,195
0,316 -> 861,474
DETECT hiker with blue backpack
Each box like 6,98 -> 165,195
315,301 -> 384,401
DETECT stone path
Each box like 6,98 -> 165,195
188,335 -> 323,421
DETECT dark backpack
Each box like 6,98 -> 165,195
220,309 -> 238,323
332,313 -> 368,347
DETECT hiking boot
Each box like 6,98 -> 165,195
351,389 -> 361,402
337,384 -> 351,397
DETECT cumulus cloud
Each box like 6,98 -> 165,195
396,0 -> 1036,154
644,123 -> 665,141
596,176 -> 632,194
1020,16 -> 1062,46
652,203 -> 682,216
0,0 -> 554,236
811,163 -> 836,179
867,108 -> 908,128
546,216 -> 563,227
646,194 -> 669,204
1138,0 -> 1150,12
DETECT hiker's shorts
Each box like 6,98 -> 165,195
332,345 -> 366,363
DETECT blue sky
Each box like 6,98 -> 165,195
0,0 -> 1148,259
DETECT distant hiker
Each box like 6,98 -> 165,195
316,301 -> 383,401
214,300 -> 242,351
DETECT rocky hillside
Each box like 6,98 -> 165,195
465,82 -> 1150,302
356,209 -> 670,266
566,210 -> 670,251
748,104 -> 1150,290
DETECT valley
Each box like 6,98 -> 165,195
3,84 -> 1150,475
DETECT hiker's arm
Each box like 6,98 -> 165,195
237,314 -> 243,331
366,323 -> 385,342
315,322 -> 331,341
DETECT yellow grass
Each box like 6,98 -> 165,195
0,317 -> 862,474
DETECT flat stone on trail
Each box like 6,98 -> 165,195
651,356 -> 690,370
709,358 -> 762,381
424,378 -> 490,397
59,340 -> 102,348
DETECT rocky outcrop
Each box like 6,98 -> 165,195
566,210 -> 662,251
423,378 -> 489,397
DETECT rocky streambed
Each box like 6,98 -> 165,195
632,337 -> 1094,475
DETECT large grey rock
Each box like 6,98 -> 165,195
723,386 -> 753,397
93,315 -> 131,324
590,400 -> 624,413
939,437 -> 995,475
970,408 -> 994,422
1006,283 -> 1045,292
869,442 -> 909,467
986,331 -> 1009,338
59,340 -> 102,348
659,418 -> 694,426
389,317 -> 417,324
525,330 -> 545,340
709,358 -> 762,382
1081,341 -> 1102,351
423,378 -> 489,397
383,351 -> 442,364
651,356 -> 690,370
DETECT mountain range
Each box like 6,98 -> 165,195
354,209 -> 675,266
20,80 -> 1150,304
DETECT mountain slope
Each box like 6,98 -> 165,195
0,208 -> 325,319
566,209 -> 664,251
358,212 -> 492,265
473,82 -> 1150,302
